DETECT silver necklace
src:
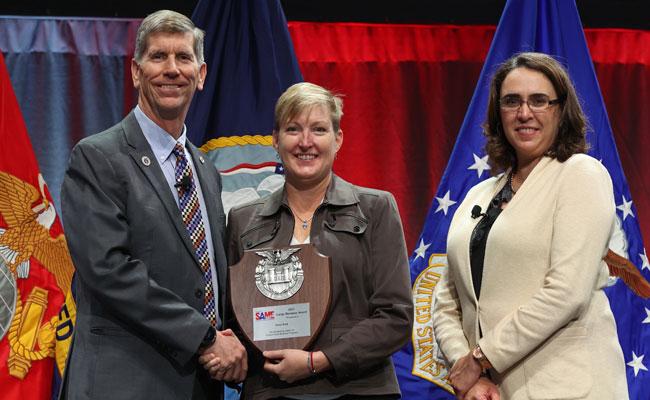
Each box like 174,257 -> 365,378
290,209 -> 314,230
508,171 -> 517,194
297,215 -> 313,230
288,197 -> 324,230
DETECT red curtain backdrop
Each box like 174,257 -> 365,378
288,22 -> 650,251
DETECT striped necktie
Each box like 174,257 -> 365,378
172,143 -> 217,327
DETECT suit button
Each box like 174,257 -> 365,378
353,225 -> 360,232
195,289 -> 203,299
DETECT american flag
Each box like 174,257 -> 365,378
392,0 -> 650,399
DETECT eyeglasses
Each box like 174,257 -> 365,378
499,94 -> 564,113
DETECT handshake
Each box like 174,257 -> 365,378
198,329 -> 248,383
197,328 -> 332,385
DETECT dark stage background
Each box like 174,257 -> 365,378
2,0 -> 650,29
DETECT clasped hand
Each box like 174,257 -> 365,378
198,329 -> 248,383
461,377 -> 500,400
450,352 -> 499,400
263,349 -> 314,384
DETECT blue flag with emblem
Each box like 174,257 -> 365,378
392,0 -> 649,398
186,0 -> 303,217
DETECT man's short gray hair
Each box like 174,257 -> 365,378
134,10 -> 205,64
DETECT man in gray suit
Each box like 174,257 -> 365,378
59,10 -> 246,399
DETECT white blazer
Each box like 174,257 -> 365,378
433,154 -> 628,400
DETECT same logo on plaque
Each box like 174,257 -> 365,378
229,244 -> 332,352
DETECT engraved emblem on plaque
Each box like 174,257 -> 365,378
255,248 -> 304,300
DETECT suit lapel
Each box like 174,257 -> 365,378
121,112 -> 202,269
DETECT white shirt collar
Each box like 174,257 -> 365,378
134,105 -> 188,162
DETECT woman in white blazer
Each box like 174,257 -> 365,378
433,52 -> 628,400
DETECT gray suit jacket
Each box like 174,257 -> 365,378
59,112 -> 228,400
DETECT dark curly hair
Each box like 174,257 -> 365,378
483,52 -> 588,174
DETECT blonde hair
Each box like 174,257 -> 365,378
274,82 -> 344,132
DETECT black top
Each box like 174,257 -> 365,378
469,176 -> 515,299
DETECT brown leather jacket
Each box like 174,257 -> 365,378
226,175 -> 413,399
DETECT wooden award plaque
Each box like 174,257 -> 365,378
228,244 -> 332,352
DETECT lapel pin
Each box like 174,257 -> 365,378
141,156 -> 151,166
199,156 -> 205,164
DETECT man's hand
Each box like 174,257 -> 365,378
198,329 -> 247,383
450,352 -> 483,398
464,377 -> 500,400
262,349 -> 330,384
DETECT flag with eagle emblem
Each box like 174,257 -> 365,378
0,52 -> 76,399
